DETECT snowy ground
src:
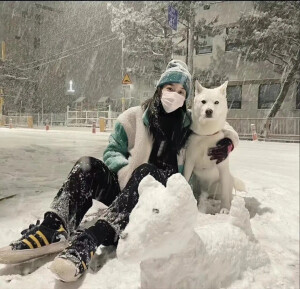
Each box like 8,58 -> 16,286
0,127 -> 299,289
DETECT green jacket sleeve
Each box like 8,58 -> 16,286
103,121 -> 129,173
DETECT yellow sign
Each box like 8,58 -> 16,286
122,74 -> 132,85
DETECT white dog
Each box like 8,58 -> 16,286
184,81 -> 245,214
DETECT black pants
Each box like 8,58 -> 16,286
48,156 -> 175,245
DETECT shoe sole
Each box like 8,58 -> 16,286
0,241 -> 68,264
50,257 -> 81,282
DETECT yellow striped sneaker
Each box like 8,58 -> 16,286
0,220 -> 68,264
50,229 -> 97,282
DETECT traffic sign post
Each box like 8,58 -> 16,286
122,74 -> 132,85
122,74 -> 132,111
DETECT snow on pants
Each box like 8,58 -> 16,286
48,156 -> 175,245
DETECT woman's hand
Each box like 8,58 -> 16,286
208,138 -> 234,164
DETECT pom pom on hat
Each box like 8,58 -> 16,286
157,60 -> 192,98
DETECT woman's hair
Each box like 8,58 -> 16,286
141,87 -> 162,112
141,86 -> 191,153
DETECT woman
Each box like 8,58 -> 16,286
0,60 -> 238,282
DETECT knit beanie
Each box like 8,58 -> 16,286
157,60 -> 192,98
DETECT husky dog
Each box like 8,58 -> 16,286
184,81 -> 245,214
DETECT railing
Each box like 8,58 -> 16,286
66,107 -> 120,127
1,115 -> 32,127
227,117 -> 300,141
1,113 -> 298,142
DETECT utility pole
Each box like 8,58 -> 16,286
187,4 -> 195,99
187,6 -> 194,78
121,33 -> 125,111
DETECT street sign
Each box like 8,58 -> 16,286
168,6 -> 178,31
122,73 -> 132,85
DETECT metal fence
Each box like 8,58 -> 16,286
1,113 -> 299,142
66,107 -> 120,128
227,117 -> 300,141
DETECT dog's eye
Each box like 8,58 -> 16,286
214,101 -> 219,104
201,100 -> 206,104
152,208 -> 160,214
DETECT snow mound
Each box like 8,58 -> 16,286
117,173 -> 269,289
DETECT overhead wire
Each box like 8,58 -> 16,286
16,33 -> 118,69
18,35 -> 119,70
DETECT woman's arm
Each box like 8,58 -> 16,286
208,122 -> 239,164
103,122 -> 129,173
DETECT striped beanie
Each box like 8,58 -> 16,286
157,60 -> 192,98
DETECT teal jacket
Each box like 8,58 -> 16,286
103,106 -> 191,189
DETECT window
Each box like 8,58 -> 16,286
225,27 -> 239,52
33,37 -> 40,49
227,85 -> 242,109
195,35 -> 213,55
296,82 -> 300,109
258,83 -> 281,109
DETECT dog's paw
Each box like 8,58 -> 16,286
220,208 -> 230,214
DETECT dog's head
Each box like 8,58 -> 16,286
191,81 -> 228,134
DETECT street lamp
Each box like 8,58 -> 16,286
67,80 -> 75,93
66,80 -> 76,117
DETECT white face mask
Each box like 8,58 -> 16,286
161,91 -> 185,113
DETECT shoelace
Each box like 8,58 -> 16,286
20,220 -> 41,237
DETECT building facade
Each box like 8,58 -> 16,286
129,1 -> 299,119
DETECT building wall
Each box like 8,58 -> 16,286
135,1 -> 299,118
187,1 -> 299,118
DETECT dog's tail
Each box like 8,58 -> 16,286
233,177 -> 247,192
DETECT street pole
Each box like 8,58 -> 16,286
41,99 -> 44,125
121,36 -> 124,80
121,34 -> 125,112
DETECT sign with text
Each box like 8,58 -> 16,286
168,6 -> 178,31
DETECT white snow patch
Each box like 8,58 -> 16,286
0,127 -> 298,289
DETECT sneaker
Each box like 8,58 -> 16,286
0,220 -> 68,264
50,230 -> 97,282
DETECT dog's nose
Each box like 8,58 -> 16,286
205,109 -> 213,117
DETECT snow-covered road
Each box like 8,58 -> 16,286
0,127 -> 299,289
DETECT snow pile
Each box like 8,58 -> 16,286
117,173 -> 198,262
0,128 -> 298,289
117,173 -> 269,289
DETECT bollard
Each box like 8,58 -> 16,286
45,119 -> 49,131
92,121 -> 96,134
27,116 -> 33,128
9,118 -> 12,129
99,118 -> 106,132
250,124 -> 258,141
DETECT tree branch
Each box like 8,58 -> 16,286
0,74 -> 30,81
265,58 -> 284,68
270,52 -> 289,65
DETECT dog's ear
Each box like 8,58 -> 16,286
219,81 -> 228,95
195,80 -> 205,94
